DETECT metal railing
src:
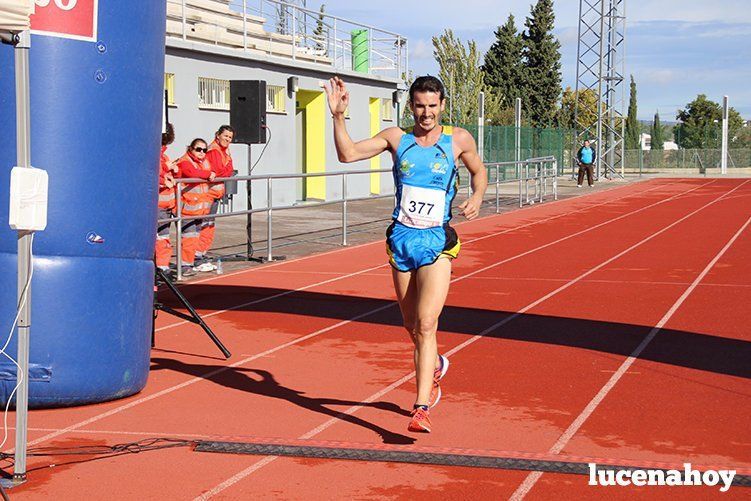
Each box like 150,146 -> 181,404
165,0 -> 408,80
162,157 -> 559,280
519,156 -> 559,206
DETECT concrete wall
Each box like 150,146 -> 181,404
164,42 -> 400,211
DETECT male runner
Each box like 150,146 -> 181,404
324,75 -> 488,433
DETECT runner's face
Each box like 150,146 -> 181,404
217,131 -> 234,148
410,91 -> 445,131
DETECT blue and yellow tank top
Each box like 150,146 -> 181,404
391,126 -> 459,228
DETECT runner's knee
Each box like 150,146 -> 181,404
414,317 -> 438,337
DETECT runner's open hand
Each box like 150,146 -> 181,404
323,76 -> 349,116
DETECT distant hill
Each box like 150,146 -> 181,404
639,119 -> 678,126
638,119 -> 675,140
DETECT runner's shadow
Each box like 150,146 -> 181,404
150,358 -> 416,445
160,285 -> 751,380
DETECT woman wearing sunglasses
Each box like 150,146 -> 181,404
176,138 -> 215,277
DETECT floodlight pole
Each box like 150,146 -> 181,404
13,29 -> 32,484
721,95 -> 729,175
477,92 -> 484,162
448,57 -> 457,124
515,98 -> 522,164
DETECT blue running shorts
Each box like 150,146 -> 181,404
386,221 -> 461,272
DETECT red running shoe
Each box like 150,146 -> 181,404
427,354 -> 449,408
434,354 -> 449,382
408,407 -> 432,433
428,383 -> 442,408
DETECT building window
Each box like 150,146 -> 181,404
381,98 -> 393,121
267,85 -> 286,113
198,77 -> 230,110
164,73 -> 176,106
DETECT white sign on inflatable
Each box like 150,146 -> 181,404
29,0 -> 96,41
35,0 -> 77,10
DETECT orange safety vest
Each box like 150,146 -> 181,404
158,148 -> 176,210
206,141 -> 231,199
177,154 -> 212,216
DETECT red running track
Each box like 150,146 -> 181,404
3,178 -> 750,500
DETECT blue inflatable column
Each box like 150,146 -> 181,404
0,1 -> 166,407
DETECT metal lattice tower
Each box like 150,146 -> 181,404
573,0 -> 626,179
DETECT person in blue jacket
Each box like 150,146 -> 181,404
576,139 -> 596,187
324,75 -> 487,434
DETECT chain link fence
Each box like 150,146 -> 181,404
624,149 -> 751,173
461,124 -> 575,177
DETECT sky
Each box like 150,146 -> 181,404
310,0 -> 751,120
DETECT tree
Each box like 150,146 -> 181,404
558,86 -> 599,133
276,3 -> 289,35
650,112 -> 664,150
732,125 -> 751,148
432,29 -> 497,125
674,94 -> 744,149
312,4 -> 327,54
400,70 -> 415,126
481,87 -> 511,126
521,0 -> 562,127
482,14 -> 524,110
625,76 -> 640,149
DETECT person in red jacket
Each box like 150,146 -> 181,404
156,123 -> 179,273
176,138 -> 215,277
195,125 -> 235,269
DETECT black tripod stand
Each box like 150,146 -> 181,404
152,267 -> 231,359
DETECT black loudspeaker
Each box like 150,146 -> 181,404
230,80 -> 267,144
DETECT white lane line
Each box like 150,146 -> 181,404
446,276 -> 751,289
159,181 -> 685,332
509,224 -> 751,499
156,263 -> 388,331
24,302 -> 396,449
196,181 -> 744,499
180,179 -> 653,288
299,181 -> 750,443
23,182 -> 704,455
446,181 -> 714,285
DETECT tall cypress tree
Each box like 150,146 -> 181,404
651,112 -> 664,150
522,0 -> 562,127
625,76 -> 640,149
482,14 -> 523,110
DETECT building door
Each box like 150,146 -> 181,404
295,106 -> 306,201
296,90 -> 326,200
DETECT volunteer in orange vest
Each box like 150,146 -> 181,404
196,125 -> 235,267
156,123 -> 179,272
176,138 -> 214,277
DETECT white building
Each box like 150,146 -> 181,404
164,0 -> 408,209
639,132 -> 678,151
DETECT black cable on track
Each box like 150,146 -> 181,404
194,441 -> 750,487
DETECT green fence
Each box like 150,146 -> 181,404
624,149 -> 751,171
460,124 -> 575,174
